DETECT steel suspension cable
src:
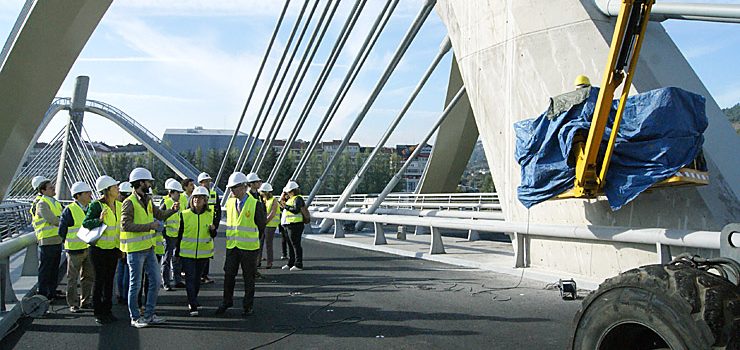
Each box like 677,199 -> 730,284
267,0 -> 367,184
251,0 -> 342,174
232,0 -> 316,177
7,129 -> 65,198
319,36 -> 451,231
305,0 -> 437,205
292,0 -> 399,181
212,0 -> 291,190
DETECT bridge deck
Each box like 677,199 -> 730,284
2,236 -> 579,349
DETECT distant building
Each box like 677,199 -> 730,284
162,126 -> 259,160
319,140 -> 361,158
271,139 -> 309,163
396,144 -> 433,192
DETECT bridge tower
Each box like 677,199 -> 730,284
55,76 -> 89,201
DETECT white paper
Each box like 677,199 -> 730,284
78,224 -> 107,244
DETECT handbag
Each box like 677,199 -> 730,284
78,224 -> 107,244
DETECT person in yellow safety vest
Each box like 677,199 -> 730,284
196,172 -> 221,285
114,181 -> 133,304
244,172 -> 266,276
160,178 -> 186,291
280,181 -> 309,271
258,183 -> 280,269
30,175 -> 65,302
58,181 -> 95,314
82,175 -> 123,324
214,172 -> 266,318
121,167 -> 178,328
176,186 -> 216,317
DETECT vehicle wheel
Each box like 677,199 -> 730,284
571,263 -> 739,349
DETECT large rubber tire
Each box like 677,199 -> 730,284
571,264 -> 740,350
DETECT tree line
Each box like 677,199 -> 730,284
99,146 -> 404,196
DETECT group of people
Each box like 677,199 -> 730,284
29,167 -> 309,328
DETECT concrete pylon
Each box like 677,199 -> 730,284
55,76 -> 89,201
0,0 -> 112,201
417,55 -> 479,194
434,0 -> 740,280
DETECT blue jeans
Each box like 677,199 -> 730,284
116,257 -> 128,299
162,236 -> 182,286
126,248 -> 160,320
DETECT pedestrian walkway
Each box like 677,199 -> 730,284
3,237 -> 581,349
303,226 -> 602,290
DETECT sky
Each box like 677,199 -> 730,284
0,0 -> 738,147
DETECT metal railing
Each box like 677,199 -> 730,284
0,202 -> 31,240
311,192 -> 501,211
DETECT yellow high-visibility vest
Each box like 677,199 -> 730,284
180,209 -> 214,259
120,194 -> 155,253
64,202 -> 89,251
225,196 -> 259,250
96,200 -> 122,250
32,195 -> 62,244
265,197 -> 281,228
162,195 -> 186,238
282,195 -> 304,224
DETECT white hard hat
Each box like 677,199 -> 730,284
258,183 -> 273,193
192,186 -> 209,197
95,175 -> 119,192
226,172 -> 248,188
165,178 -> 184,192
119,181 -> 133,193
129,167 -> 154,183
70,181 -> 93,196
31,176 -> 51,190
283,181 -> 300,193
246,172 -> 261,183
197,172 -> 212,183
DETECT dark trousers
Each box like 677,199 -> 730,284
181,258 -> 208,309
90,246 -> 120,317
38,244 -> 62,299
202,259 -> 210,278
285,223 -> 304,268
222,248 -> 258,311
279,225 -> 288,257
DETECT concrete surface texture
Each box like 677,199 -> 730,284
434,0 -> 740,279
2,237 -> 581,350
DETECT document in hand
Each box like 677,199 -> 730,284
78,224 -> 107,244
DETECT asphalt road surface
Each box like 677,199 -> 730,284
2,237 -> 582,349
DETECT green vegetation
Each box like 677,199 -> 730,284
723,103 -> 740,134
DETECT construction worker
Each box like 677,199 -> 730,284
30,175 -> 64,302
574,75 -> 591,88
215,172 -> 265,317
177,186 -> 216,316
196,172 -> 221,284
82,175 -> 123,324
121,167 -> 178,328
161,178 -> 186,290
280,181 -> 308,271
58,181 -> 95,313
245,173 -> 266,274
181,178 -> 195,200
259,183 -> 280,269
115,181 -> 133,304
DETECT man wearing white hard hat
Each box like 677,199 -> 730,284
280,181 -> 308,271
120,167 -> 179,328
196,172 -> 221,285
215,172 -> 266,317
58,181 -> 95,313
30,175 -> 65,301
258,183 -> 280,269
245,173 -> 267,274
84,175 -> 123,324
160,179 -> 186,290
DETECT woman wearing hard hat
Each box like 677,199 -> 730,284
82,175 -> 123,324
160,179 -> 186,291
58,181 -> 95,313
30,175 -> 64,302
280,181 -> 308,271
196,172 -> 221,285
176,186 -> 217,316
258,183 -> 280,269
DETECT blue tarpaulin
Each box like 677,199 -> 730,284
514,87 -> 707,210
